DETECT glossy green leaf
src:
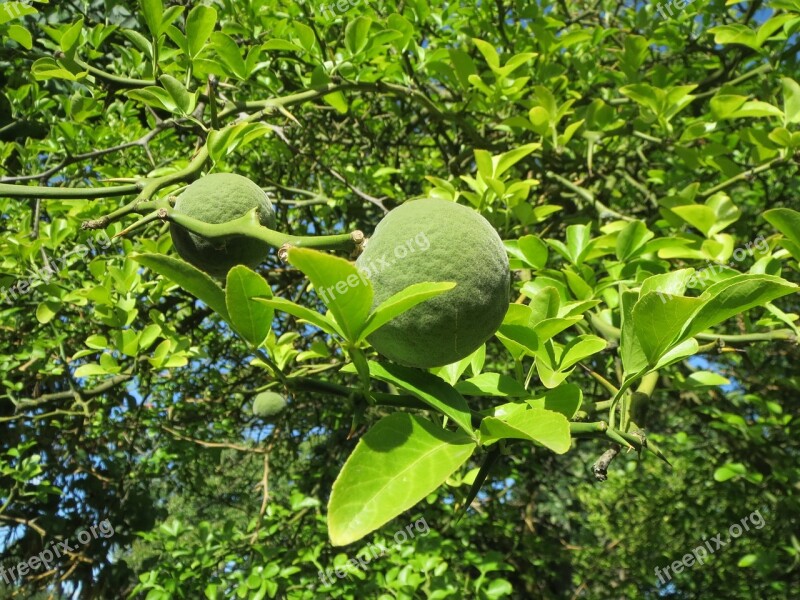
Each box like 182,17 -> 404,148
186,4 -> 217,59
616,220 -> 653,261
455,373 -> 528,398
225,266 -> 273,347
287,247 -> 372,342
7,23 -> 32,49
479,407 -> 570,453
359,281 -> 456,341
366,361 -> 474,435
131,253 -> 229,321
527,384 -> 582,419
764,208 -> 800,247
345,16 -> 372,55
60,18 -> 83,53
782,78 -> 800,124
159,75 -> 195,114
680,274 -> 798,340
713,462 -> 746,482
141,0 -> 163,38
328,412 -> 475,546
211,32 -> 247,79
255,297 -> 339,337
632,293 -> 704,366
620,289 -> 648,374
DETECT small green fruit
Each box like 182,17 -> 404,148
170,173 -> 276,278
252,391 -> 287,418
356,198 -> 510,368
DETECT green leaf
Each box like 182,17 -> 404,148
496,323 -> 539,359
654,338 -> 699,370
141,0 -> 163,38
131,253 -> 229,321
616,220 -> 653,261
31,57 -> 84,81
713,462 -> 746,482
186,4 -> 217,59
494,143 -> 540,178
211,32 -> 247,79
7,24 -> 32,49
632,293 -> 704,366
670,205 -> 718,237
640,269 -> 695,299
455,373 -> 528,398
526,286 -> 560,322
473,38 -> 500,70
255,297 -> 340,337
367,361 -> 474,435
60,18 -> 84,53
764,208 -> 800,247
782,78 -> 800,124
159,75 -> 195,114
710,95 -> 748,120
535,336 -> 605,389
738,554 -> 758,568
225,266 -> 273,347
620,83 -> 661,113
345,16 -> 372,55
620,289 -> 648,375
517,235 -> 548,269
328,413 -> 475,546
359,281 -> 456,341
36,301 -> 60,324
74,363 -> 110,378
709,24 -> 758,50
559,335 -> 607,370
286,247 -> 372,342
126,86 -> 176,112
0,3 -> 37,25
207,123 -> 272,162
679,371 -> 730,390
479,408 -> 570,453
292,22 -> 315,51
728,101 -> 784,119
680,274 -> 798,340
527,384 -> 582,419
755,14 -> 795,47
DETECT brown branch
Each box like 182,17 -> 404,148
14,375 -> 133,409
592,444 -> 621,482
161,425 -> 268,454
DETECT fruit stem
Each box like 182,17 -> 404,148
164,207 -> 362,252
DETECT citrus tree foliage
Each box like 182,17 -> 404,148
1,0 -> 800,598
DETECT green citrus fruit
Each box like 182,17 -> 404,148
252,391 -> 287,418
356,198 -> 510,368
170,173 -> 276,278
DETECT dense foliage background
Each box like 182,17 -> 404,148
1,0 -> 799,598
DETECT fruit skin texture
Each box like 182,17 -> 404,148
170,173 -> 276,278
252,391 -> 287,418
356,198 -> 510,368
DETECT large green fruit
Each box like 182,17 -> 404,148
356,198 -> 510,368
170,173 -> 276,278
